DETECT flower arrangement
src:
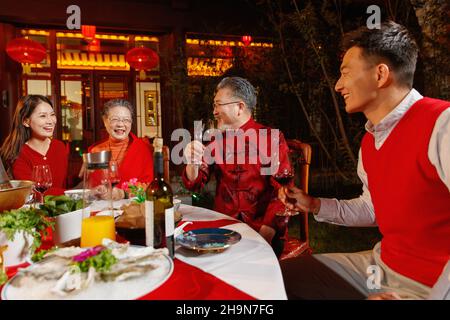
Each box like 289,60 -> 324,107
120,178 -> 147,203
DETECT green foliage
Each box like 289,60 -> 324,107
0,269 -> 7,286
39,195 -> 83,217
0,207 -> 55,253
74,249 -> 117,273
31,246 -> 58,263
289,213 -> 382,254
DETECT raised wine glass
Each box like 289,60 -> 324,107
32,164 -> 53,208
192,120 -> 205,167
273,168 -> 299,217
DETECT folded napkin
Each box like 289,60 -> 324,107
139,258 -> 255,300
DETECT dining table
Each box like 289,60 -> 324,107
1,202 -> 288,300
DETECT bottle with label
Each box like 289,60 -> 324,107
145,137 -> 174,258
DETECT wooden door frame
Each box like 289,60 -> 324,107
57,69 -> 136,144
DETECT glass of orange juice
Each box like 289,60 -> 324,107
81,151 -> 116,247
80,215 -> 116,247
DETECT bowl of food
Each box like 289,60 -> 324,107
64,189 -> 87,201
0,180 -> 33,212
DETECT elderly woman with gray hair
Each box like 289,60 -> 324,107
87,99 -> 154,200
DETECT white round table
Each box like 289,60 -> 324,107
176,204 -> 288,300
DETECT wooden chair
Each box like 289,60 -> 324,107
279,139 -> 313,260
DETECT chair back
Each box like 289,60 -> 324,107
287,139 -> 311,194
279,139 -> 312,260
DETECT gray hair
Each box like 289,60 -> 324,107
216,77 -> 257,112
102,99 -> 134,118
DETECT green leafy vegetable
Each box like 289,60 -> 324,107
74,249 -> 117,273
39,195 -> 84,217
31,246 -> 58,263
0,207 -> 54,253
0,269 -> 7,286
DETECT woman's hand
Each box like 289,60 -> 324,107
93,185 -> 124,200
111,187 -> 125,201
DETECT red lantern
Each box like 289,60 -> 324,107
6,37 -> 46,64
126,47 -> 159,80
81,25 -> 96,42
241,35 -> 252,46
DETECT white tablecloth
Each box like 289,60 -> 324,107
176,204 -> 287,300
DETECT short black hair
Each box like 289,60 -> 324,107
342,21 -> 418,88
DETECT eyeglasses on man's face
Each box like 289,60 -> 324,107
108,117 -> 132,125
212,101 -> 241,109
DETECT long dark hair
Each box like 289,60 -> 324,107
0,95 -> 53,172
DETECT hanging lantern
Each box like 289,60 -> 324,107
81,25 -> 96,43
87,38 -> 101,52
6,37 -> 46,64
6,37 -> 47,74
241,35 -> 252,46
126,47 -> 159,80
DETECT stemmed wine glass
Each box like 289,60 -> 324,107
32,164 -> 53,208
109,160 -> 120,187
192,120 -> 205,167
273,168 -> 299,216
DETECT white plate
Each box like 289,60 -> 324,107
1,247 -> 174,300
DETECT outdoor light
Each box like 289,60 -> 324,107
87,38 -> 101,52
241,35 -> 252,46
81,25 -> 96,42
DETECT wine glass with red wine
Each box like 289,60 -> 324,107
273,168 -> 299,216
32,164 -> 53,207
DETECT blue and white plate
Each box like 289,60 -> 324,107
176,228 -> 241,252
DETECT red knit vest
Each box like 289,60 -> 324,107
361,97 -> 450,287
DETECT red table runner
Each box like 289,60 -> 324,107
2,219 -> 255,300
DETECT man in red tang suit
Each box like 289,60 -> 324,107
280,21 -> 450,300
182,77 -> 292,257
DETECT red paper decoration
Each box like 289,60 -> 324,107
241,35 -> 252,46
6,37 -> 46,64
81,25 -> 96,42
126,47 -> 159,70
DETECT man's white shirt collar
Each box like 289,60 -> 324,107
364,88 -> 423,149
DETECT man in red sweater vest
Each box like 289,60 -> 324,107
280,21 -> 450,299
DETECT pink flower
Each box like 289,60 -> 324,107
72,245 -> 105,262
129,178 -> 138,185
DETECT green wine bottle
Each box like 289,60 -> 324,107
145,137 -> 174,258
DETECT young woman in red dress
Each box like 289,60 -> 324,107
0,95 -> 68,196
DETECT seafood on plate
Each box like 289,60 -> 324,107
12,239 -> 169,297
